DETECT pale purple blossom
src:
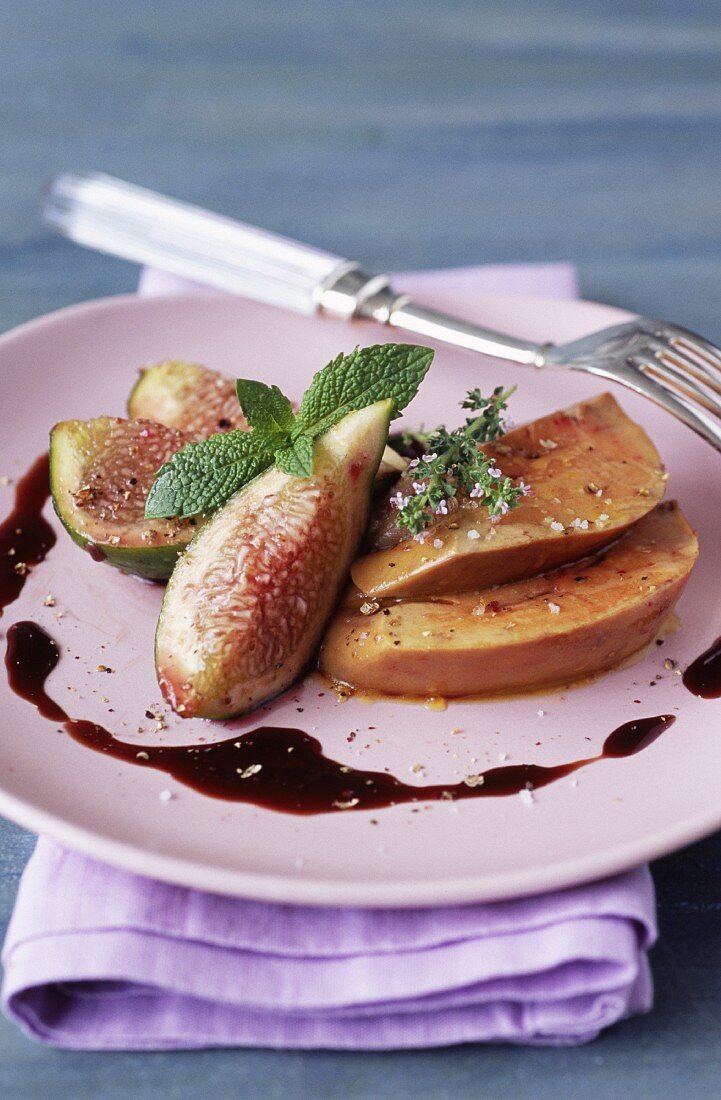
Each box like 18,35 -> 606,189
422,452 -> 437,463
518,480 -> 531,496
413,531 -> 428,543
470,482 -> 485,499
435,499 -> 449,515
412,480 -> 426,495
389,491 -> 410,510
488,466 -> 502,479
408,458 -> 420,469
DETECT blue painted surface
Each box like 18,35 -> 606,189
2,1 -> 721,1095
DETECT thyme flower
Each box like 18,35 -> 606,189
392,386 -> 528,537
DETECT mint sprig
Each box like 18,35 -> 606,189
145,343 -> 433,519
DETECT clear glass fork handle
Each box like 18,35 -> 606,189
42,173 -> 546,365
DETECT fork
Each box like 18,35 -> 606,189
42,172 -> 721,455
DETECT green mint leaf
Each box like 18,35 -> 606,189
274,433 -> 314,478
145,430 -> 274,519
296,344 -> 433,440
235,379 -> 295,441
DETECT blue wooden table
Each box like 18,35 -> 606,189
2,2 -> 721,1095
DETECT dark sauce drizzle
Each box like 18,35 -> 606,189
0,454 -> 56,616
6,620 -> 676,815
683,636 -> 721,699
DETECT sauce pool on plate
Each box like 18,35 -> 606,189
6,619 -> 676,814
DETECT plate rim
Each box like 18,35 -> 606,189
2,775 -> 721,906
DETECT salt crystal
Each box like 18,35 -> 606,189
237,764 -> 262,779
548,602 -> 561,614
467,529 -> 480,540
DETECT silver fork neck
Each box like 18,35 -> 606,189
317,266 -> 548,367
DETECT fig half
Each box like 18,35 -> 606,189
128,360 -> 250,439
156,399 -> 394,718
352,393 -> 666,598
50,417 -> 198,579
320,501 -> 697,698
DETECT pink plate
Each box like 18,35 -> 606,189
0,291 -> 719,906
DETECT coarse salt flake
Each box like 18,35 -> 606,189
333,798 -> 360,810
237,764 -> 262,779
548,602 -> 561,614
467,529 -> 480,540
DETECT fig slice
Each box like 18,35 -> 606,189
320,501 -> 698,698
129,358 -> 406,481
128,360 -> 250,440
50,417 -> 199,579
353,393 -> 667,598
155,399 -> 394,719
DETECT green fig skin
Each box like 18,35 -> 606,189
155,400 -> 394,719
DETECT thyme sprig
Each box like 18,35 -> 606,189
391,386 -> 530,538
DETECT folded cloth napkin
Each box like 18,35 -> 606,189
1,260 -> 657,1051
4,841 -> 655,1050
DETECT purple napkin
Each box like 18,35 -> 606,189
3,840 -> 654,1049
2,260 -> 657,1050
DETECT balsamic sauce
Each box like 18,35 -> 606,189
85,543 -> 106,562
683,636 -> 721,699
6,620 -> 676,815
0,454 -> 56,616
